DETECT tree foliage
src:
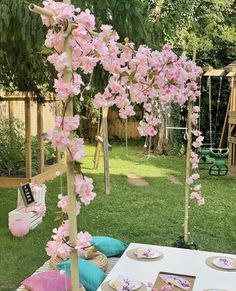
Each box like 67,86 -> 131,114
0,0 -> 56,96
147,0 -> 236,66
0,0 -> 154,96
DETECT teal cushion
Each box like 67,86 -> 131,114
57,258 -> 106,291
91,236 -> 128,257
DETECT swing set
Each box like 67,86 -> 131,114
198,71 -> 229,176
199,64 -> 236,176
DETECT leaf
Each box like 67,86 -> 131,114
41,46 -> 55,55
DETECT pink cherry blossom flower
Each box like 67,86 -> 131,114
80,56 -> 98,74
194,184 -> 202,191
192,173 -> 200,180
187,173 -> 200,185
55,115 -> 80,131
186,177 -> 194,185
46,240 -> 71,259
48,53 -> 68,73
75,231 -> 92,250
58,194 -> 81,215
146,126 -> 157,137
77,9 -> 95,32
197,197 -> 205,205
23,203 -> 46,217
144,103 -> 152,112
45,30 -> 65,53
191,113 -> 199,125
192,130 -> 201,137
192,135 -> 204,149
190,191 -> 200,199
74,175 -> 96,205
138,121 -> 149,136
193,106 -> 200,113
54,78 -> 80,100
163,44 -> 171,51
52,221 -> 70,241
69,138 -> 85,161
119,105 -> 135,119
47,129 -> 72,149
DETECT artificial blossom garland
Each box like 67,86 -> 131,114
42,0 -> 204,259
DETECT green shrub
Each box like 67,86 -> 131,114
0,118 -> 25,176
0,118 -> 56,177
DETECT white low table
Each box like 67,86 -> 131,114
98,243 -> 236,291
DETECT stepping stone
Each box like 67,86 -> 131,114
167,175 -> 182,185
127,174 -> 149,186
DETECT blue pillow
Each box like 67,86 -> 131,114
91,236 -> 128,257
57,258 -> 106,291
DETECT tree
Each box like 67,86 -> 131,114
0,0 -> 154,96
145,0 -> 236,152
0,0 -> 56,97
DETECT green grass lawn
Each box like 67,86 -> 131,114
0,143 -> 236,290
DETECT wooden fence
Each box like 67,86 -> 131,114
88,109 -> 142,140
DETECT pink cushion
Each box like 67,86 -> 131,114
21,270 -> 83,291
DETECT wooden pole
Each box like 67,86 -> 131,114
29,3 -> 54,18
25,93 -> 32,179
219,98 -> 230,148
63,1 -> 79,289
102,107 -> 110,194
37,102 -> 44,174
183,49 -> 196,242
29,2 -> 79,290
55,102 -> 61,163
93,140 -> 103,169
184,101 -> 193,242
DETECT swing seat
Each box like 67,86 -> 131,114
199,148 -> 214,170
208,148 -> 229,176
209,163 -> 228,176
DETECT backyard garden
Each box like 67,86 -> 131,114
0,0 -> 236,291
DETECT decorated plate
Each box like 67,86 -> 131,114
134,247 -> 162,259
109,275 -> 141,290
160,274 -> 191,290
212,257 -> 236,270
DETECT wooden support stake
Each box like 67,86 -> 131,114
183,49 -> 196,243
55,102 -> 61,163
63,1 -> 79,289
219,98 -> 230,148
37,103 -> 44,173
25,94 -> 32,179
94,140 -> 103,169
93,115 -> 103,169
102,107 -> 110,194
184,100 -> 193,242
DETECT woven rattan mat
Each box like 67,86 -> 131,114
205,256 -> 236,272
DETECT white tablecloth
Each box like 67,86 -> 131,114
98,243 -> 236,291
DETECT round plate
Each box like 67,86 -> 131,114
212,257 -> 236,270
134,247 -> 162,259
109,275 -> 141,290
